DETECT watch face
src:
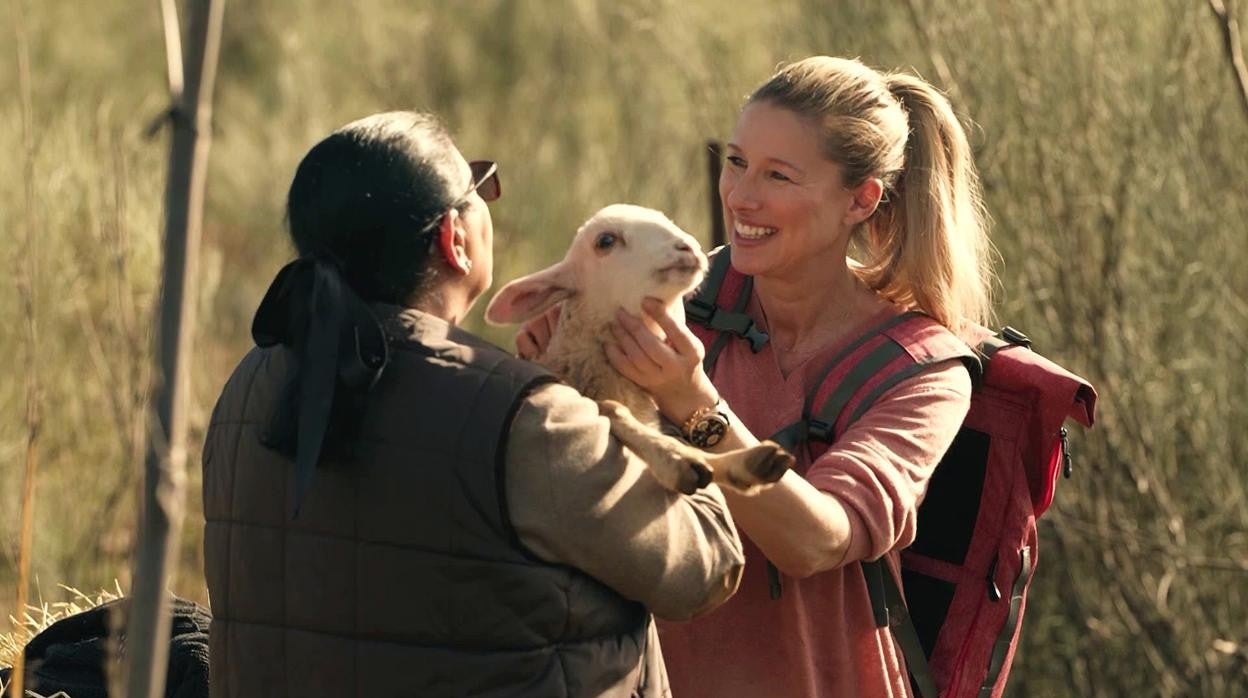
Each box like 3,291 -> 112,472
691,414 -> 729,448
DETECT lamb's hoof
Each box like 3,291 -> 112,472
677,460 -> 714,495
746,441 -> 793,484
597,400 -> 629,419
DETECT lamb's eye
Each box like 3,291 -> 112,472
594,231 -> 619,251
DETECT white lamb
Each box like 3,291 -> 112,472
485,203 -> 792,494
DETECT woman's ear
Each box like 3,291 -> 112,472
845,177 -> 884,226
437,209 -> 472,275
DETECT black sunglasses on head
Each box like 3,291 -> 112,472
463,160 -> 500,203
418,160 -> 500,235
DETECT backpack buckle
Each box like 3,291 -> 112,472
685,297 -> 715,325
1060,426 -> 1073,478
741,322 -> 770,352
1000,326 -> 1032,349
705,307 -> 770,352
807,419 -> 833,443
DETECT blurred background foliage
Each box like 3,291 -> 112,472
2,0 -> 1246,694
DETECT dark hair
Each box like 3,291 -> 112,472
286,111 -> 463,304
253,111 -> 467,514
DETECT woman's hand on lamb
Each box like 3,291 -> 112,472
607,298 -> 720,424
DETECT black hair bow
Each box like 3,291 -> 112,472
251,258 -> 389,515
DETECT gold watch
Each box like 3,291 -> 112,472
681,401 -> 730,448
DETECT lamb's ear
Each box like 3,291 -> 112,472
485,263 -> 577,326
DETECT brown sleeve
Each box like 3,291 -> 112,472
504,382 -> 744,620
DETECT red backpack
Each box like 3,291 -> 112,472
685,247 -> 1097,698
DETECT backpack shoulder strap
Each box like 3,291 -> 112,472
849,317 -> 978,698
765,313 -> 977,604
769,312 -> 978,452
824,314 -> 980,438
685,245 -> 769,372
863,558 -> 940,698
769,320 -> 917,451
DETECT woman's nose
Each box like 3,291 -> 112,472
724,173 -> 760,212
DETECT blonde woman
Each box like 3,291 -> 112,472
595,56 -> 994,696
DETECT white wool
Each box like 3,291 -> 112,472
486,204 -> 708,425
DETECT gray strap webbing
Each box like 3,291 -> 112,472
980,326 -> 1031,361
845,354 -> 982,427
863,557 -> 890,628
766,336 -> 914,600
766,563 -> 783,600
689,248 -> 734,372
692,244 -> 733,315
703,273 -> 754,372
686,246 -> 769,372
807,339 -> 909,438
768,311 -> 928,451
768,419 -> 810,454
864,558 -> 940,698
766,338 -> 908,459
979,547 -> 1033,696
979,334 -> 1009,358
801,311 -> 925,416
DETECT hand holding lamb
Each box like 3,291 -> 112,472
486,204 -> 792,494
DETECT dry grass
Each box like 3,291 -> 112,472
1,1 -> 1246,695
0,583 -> 122,671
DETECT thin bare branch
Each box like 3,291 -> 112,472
158,0 -> 185,101
10,0 -> 40,695
1208,0 -> 1248,120
120,1 -> 227,695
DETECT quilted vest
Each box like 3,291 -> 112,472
202,307 -> 658,697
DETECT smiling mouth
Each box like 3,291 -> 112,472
735,221 -> 777,239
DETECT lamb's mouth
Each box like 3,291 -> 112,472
658,263 -> 702,274
655,264 -> 705,287
657,255 -> 709,275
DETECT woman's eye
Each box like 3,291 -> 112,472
726,155 -> 747,168
768,170 -> 793,183
595,231 -> 618,250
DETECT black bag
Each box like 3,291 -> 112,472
1,596 -> 209,698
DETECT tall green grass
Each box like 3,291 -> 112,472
2,0 -> 1246,694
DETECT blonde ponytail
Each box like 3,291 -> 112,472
863,72 -> 994,340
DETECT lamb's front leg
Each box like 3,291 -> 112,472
597,400 -> 713,495
701,444 -> 792,492
598,400 -> 794,495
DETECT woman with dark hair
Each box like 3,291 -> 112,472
201,111 -> 744,697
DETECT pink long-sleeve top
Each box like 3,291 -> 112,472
658,304 -> 973,698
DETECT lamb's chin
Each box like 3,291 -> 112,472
634,292 -> 684,311
653,272 -> 705,299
